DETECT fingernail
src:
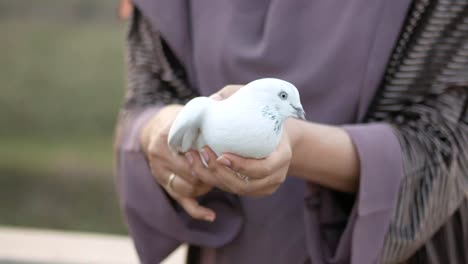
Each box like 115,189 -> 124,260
185,152 -> 193,165
209,94 -> 222,101
191,171 -> 197,178
200,149 -> 209,163
205,214 -> 215,222
217,156 -> 231,168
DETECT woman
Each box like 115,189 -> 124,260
115,0 -> 468,263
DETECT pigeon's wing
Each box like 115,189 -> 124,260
168,97 -> 210,153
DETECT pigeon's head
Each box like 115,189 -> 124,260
243,78 -> 306,120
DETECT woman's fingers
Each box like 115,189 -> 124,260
147,129 -> 198,184
168,152 -> 199,184
164,172 -> 198,197
192,182 -> 213,197
209,85 -> 243,100
161,172 -> 215,222
190,150 -> 222,187
193,146 -> 290,196
177,196 -> 216,222
216,154 -> 269,179
184,146 -> 287,196
147,150 -> 198,185
217,138 -> 292,179
215,152 -> 282,180
197,148 -> 234,192
209,165 -> 284,196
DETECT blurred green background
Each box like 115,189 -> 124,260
0,1 -> 127,234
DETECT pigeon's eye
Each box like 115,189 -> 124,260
278,91 -> 288,100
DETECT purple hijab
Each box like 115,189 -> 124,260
122,0 -> 412,263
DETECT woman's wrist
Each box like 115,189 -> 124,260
284,118 -> 304,158
286,119 -> 360,193
139,104 -> 183,155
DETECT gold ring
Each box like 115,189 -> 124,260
167,173 -> 177,191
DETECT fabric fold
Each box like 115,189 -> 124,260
304,123 -> 404,264
345,123 -> 404,263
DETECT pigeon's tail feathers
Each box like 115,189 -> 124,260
168,97 -> 210,153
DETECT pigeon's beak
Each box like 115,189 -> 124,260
291,104 -> 306,120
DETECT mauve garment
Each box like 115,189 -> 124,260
119,0 -> 412,263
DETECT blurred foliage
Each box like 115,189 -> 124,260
0,1 -> 124,138
0,1 -> 128,234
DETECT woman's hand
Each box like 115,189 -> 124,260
209,84 -> 243,100
192,125 -> 295,196
140,105 -> 216,222
136,84 -> 243,221
193,112 -> 360,195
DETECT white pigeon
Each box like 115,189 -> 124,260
167,78 -> 305,159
